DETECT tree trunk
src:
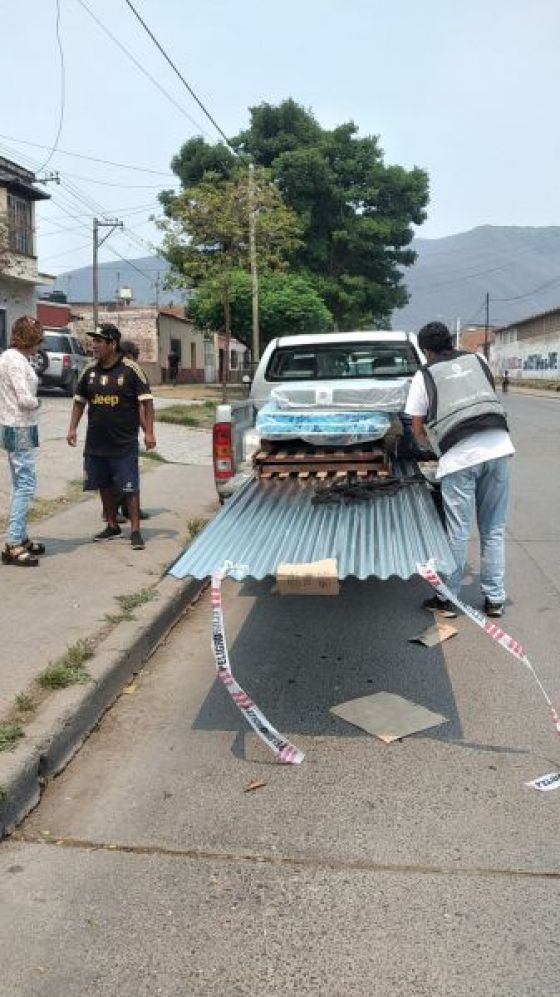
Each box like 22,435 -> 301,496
222,293 -> 231,403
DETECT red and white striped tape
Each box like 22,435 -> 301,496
418,562 -> 560,737
210,564 -> 304,765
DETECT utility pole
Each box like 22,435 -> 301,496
248,163 -> 260,368
484,292 -> 490,359
93,217 -> 123,329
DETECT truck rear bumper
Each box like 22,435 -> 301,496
171,463 -> 454,582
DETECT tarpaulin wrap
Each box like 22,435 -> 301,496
270,380 -> 409,412
256,400 -> 391,446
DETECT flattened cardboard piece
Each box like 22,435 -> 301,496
410,621 -> 458,647
330,691 -> 449,743
276,557 -> 339,596
525,771 -> 560,793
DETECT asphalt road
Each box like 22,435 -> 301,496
2,394 -> 560,996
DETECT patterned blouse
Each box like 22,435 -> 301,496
0,348 -> 40,451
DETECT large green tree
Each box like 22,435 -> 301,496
159,165 -> 301,396
189,271 -> 333,349
165,99 -> 429,329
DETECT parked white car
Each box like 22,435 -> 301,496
34,329 -> 90,396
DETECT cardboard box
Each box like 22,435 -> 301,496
275,557 -> 339,596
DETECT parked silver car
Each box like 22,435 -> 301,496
35,329 -> 90,396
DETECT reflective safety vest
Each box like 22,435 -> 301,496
422,351 -> 508,455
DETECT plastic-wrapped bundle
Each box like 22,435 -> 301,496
271,380 -> 408,412
256,400 -> 391,446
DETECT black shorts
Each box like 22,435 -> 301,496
84,449 -> 139,493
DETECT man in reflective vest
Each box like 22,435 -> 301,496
406,321 -> 514,618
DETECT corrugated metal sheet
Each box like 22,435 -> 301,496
170,468 -> 455,582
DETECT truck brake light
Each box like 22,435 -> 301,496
62,354 -> 71,368
213,421 -> 233,479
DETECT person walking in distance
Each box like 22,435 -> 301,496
167,349 -> 179,386
0,315 -> 46,566
66,323 -> 156,549
405,321 -> 514,618
116,339 -> 150,521
502,370 -> 510,394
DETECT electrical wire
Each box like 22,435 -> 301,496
56,172 -> 178,189
410,228 -> 560,294
122,0 -> 236,153
74,0 -> 212,139
0,132 -> 176,176
492,275 -> 560,303
37,0 -> 66,172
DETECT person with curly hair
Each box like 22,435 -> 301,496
0,315 -> 45,566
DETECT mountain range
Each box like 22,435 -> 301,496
48,226 -> 560,331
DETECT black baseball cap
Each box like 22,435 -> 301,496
88,323 -> 121,344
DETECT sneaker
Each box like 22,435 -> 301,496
484,599 -> 504,618
423,595 -> 457,618
130,530 -> 145,550
93,525 -> 122,542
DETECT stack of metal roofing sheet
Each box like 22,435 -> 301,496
169,465 -> 454,583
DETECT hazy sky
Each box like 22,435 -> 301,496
2,0 -> 559,276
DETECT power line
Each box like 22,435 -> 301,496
123,0 -> 237,154
74,0 -> 212,139
42,201 -> 160,224
0,132 -> 176,176
492,275 -> 560,303
59,171 -> 178,189
37,0 -> 66,172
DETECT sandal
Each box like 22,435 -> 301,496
2,544 -> 39,567
23,538 -> 46,555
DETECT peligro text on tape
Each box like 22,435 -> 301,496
417,562 -> 560,738
210,563 -> 304,766
525,771 -> 560,793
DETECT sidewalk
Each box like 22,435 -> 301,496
0,435 -> 218,836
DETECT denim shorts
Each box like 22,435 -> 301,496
84,449 -> 139,493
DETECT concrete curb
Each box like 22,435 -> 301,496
0,573 -> 208,838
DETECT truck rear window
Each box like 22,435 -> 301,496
266,342 -> 420,381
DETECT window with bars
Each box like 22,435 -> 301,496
7,193 -> 33,256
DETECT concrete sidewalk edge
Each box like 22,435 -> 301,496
0,573 -> 208,838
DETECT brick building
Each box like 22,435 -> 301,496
71,305 -> 209,384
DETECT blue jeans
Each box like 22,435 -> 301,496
6,449 -> 37,545
441,456 -> 512,603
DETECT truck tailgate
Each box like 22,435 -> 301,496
170,463 -> 454,582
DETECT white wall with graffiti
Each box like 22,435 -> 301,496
492,329 -> 560,379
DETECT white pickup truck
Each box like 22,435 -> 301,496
170,331 -> 454,584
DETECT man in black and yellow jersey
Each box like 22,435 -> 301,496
66,323 -> 156,549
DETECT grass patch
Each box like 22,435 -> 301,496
39,640 -> 93,690
26,479 -> 85,525
115,587 -> 158,620
155,402 -> 216,428
186,517 -> 208,542
0,723 -> 24,753
15,693 -> 35,713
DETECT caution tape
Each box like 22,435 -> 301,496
418,562 -> 560,737
210,563 -> 304,765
